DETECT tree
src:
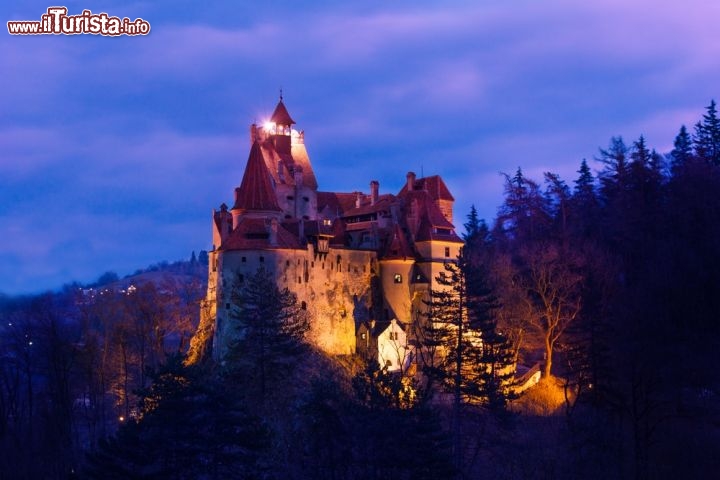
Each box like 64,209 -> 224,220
417,245 -> 514,473
670,125 -> 693,174
495,168 -> 550,243
515,243 -> 584,379
569,159 -> 600,238
544,172 -> 571,245
223,268 -> 309,403
463,205 -> 488,247
84,355 -> 271,479
694,99 -> 720,165
596,136 -> 629,205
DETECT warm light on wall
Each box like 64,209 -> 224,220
263,121 -> 276,133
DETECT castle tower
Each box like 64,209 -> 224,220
230,141 -> 283,227
256,96 -> 319,221
269,96 -> 295,155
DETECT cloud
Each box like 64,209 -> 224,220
2,0 -> 720,293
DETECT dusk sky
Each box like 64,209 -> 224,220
2,0 -> 719,295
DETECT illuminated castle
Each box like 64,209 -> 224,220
200,97 -> 463,370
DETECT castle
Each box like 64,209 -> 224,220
202,97 -> 464,370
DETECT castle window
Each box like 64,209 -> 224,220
311,261 -> 314,268
286,260 -> 290,266
259,256 -> 265,263
226,303 -> 230,310
298,259 -> 301,265
212,258 -> 217,272
389,331 -> 399,341
302,215 -> 309,220
303,196 -> 309,202
242,256 -> 247,263
285,215 -> 291,219
394,274 -> 402,284
238,274 -> 244,283
301,301 -> 307,310
298,276 -> 302,284
444,247 -> 450,257
361,332 -> 366,339
287,195 -> 294,200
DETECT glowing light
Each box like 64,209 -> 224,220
263,121 -> 276,132
119,416 -> 125,422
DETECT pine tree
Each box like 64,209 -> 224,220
463,205 -> 488,245
670,125 -> 693,173
223,268 -> 309,403
574,159 -> 595,197
464,255 -> 516,411
417,244 -> 515,472
495,168 -> 549,244
84,355 -> 271,479
694,99 -> 720,165
596,136 -> 629,204
570,159 -> 600,237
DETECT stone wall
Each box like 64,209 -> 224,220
211,245 -> 376,360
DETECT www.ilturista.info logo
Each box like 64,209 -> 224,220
7,7 -> 150,36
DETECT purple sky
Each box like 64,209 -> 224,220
2,0 -> 719,295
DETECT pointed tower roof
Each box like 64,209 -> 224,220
270,98 -> 295,125
233,141 -> 282,212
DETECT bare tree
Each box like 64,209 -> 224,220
515,243 -> 584,379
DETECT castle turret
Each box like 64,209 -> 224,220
231,141 -> 282,227
269,96 -> 295,155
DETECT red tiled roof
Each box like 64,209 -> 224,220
233,142 -> 282,213
270,99 -> 295,125
398,175 -> 454,201
405,190 -> 454,229
341,194 -> 396,218
415,214 -> 463,243
221,217 -> 302,251
317,192 -> 358,215
382,224 -> 415,260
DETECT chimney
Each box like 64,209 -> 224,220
250,123 -> 258,143
406,171 -> 416,191
370,180 -> 379,205
269,217 -> 278,246
355,191 -> 362,208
